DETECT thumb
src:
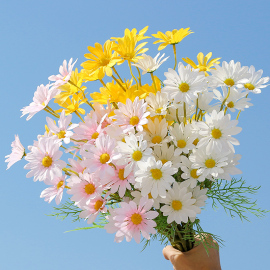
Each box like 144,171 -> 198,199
162,245 -> 182,261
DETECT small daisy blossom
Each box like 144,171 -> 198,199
5,135 -> 25,170
24,136 -> 66,182
160,183 -> 201,224
21,84 -> 59,121
104,197 -> 158,244
48,58 -> 77,87
66,173 -> 103,208
146,92 -> 169,117
209,60 -> 250,88
131,190 -> 161,209
144,118 -> 170,146
196,110 -> 242,154
132,53 -> 169,74
135,157 -> 177,199
46,110 -> 78,144
81,134 -> 119,179
162,62 -> 207,104
114,97 -> 150,132
189,147 -> 229,178
240,65 -> 269,94
40,175 -> 66,205
116,133 -> 152,178
79,194 -> 109,224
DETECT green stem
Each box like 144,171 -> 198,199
150,72 -> 157,93
128,61 -> 139,89
173,44 -> 177,70
112,66 -> 123,83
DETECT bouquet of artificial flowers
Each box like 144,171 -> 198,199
6,26 -> 269,253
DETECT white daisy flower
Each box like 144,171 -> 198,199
144,118 -> 170,146
162,62 -> 207,104
46,110 -> 78,144
116,133 -> 152,178
146,92 -> 169,117
132,53 -> 169,74
21,84 -> 59,121
160,183 -> 201,224
189,147 -> 229,178
196,110 -> 242,154
153,143 -> 181,169
209,60 -> 250,88
180,155 -> 205,188
114,97 -> 150,132
24,136 -> 66,182
5,135 -> 25,170
213,87 -> 252,112
240,65 -> 269,94
170,122 -> 196,155
134,157 -> 177,198
166,102 -> 195,123
197,90 -> 215,112
131,190 -> 161,209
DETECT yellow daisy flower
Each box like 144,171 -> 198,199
182,52 -> 221,76
111,26 -> 150,42
152,28 -> 193,50
81,40 -> 121,79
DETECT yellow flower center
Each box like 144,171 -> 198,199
155,108 -> 162,114
99,57 -> 110,66
161,159 -> 168,165
244,83 -> 255,90
91,132 -> 99,139
172,200 -> 182,211
121,137 -> 126,143
190,169 -> 199,179
150,168 -> 163,180
132,150 -> 142,161
94,200 -> 103,211
84,183 -> 96,195
148,193 -> 153,199
118,169 -> 126,181
100,153 -> 110,164
179,82 -> 190,92
130,116 -> 140,126
205,158 -> 216,168
57,130 -> 66,139
211,128 -> 222,139
193,138 -> 199,146
130,213 -> 143,225
152,135 -> 162,144
42,156 -> 53,167
177,139 -> 187,148
199,66 -> 207,72
227,101 -> 234,108
57,180 -> 64,189
224,78 -> 235,87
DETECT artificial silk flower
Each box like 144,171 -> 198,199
5,135 -> 25,170
48,58 -> 77,87
132,53 -> 169,74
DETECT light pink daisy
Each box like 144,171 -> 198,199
114,97 -> 150,132
66,173 -> 103,208
5,135 -> 25,170
81,134 -> 119,179
40,174 -> 66,205
68,158 -> 85,174
24,136 -> 66,182
104,197 -> 158,243
21,84 -> 59,120
48,58 -> 77,87
79,194 -> 109,224
46,110 -> 78,144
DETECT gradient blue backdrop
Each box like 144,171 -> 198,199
1,1 -> 269,269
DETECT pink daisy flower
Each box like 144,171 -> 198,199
79,194 -> 109,224
21,84 -> 59,121
5,135 -> 25,170
46,110 -> 78,144
105,197 -> 158,243
48,58 -> 77,87
68,158 -> 85,174
24,136 -> 66,182
81,134 -> 119,179
114,97 -> 150,132
66,172 -> 103,208
40,174 -> 66,205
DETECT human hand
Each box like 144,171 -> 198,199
162,236 -> 222,270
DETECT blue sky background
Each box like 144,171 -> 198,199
1,0 -> 270,269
